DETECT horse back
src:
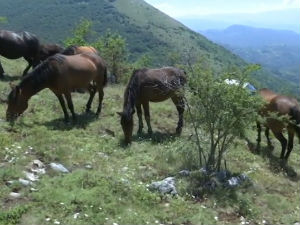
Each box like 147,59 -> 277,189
53,53 -> 106,89
258,88 -> 277,103
133,67 -> 186,102
0,30 -> 39,59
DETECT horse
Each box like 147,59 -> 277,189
38,45 -> 98,63
39,44 -> 64,62
118,67 -> 186,144
6,53 -> 107,122
0,30 -> 40,78
62,45 -> 98,55
257,88 -> 300,162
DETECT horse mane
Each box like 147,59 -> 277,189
123,69 -> 145,119
20,54 -> 65,92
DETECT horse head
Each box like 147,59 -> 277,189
6,84 -> 28,121
117,110 -> 134,144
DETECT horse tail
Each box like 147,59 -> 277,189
103,66 -> 108,86
290,105 -> 300,141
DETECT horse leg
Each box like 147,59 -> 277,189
136,103 -> 143,135
23,58 -> 32,76
0,60 -> 4,78
273,131 -> 287,159
265,127 -> 272,147
86,84 -> 96,113
171,96 -> 185,135
64,92 -> 76,121
96,88 -> 104,117
256,122 -> 262,151
55,93 -> 69,122
285,129 -> 294,161
142,101 -> 152,135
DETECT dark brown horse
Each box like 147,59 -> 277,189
257,88 -> 300,162
6,53 -> 107,122
118,67 -> 186,144
0,30 -> 40,78
39,44 -> 64,62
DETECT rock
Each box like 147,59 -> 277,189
19,178 -> 33,186
148,177 -> 177,195
27,159 -> 46,175
294,223 -> 300,225
215,170 -> 231,182
178,170 -> 190,176
85,164 -> 93,169
23,171 -> 39,181
73,213 -> 80,219
50,163 -> 69,173
9,192 -> 21,199
226,174 -> 249,188
6,180 -> 15,185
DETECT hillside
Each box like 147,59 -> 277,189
200,25 -> 300,96
0,60 -> 299,225
0,0 -> 243,69
0,0 -> 298,95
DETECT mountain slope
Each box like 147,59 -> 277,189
0,0 -> 297,95
0,0 -> 243,69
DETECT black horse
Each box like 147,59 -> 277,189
0,30 -> 40,78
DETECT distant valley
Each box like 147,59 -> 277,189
200,25 -> 300,95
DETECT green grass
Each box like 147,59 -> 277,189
0,59 -> 299,225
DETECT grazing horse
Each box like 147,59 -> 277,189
62,45 -> 98,55
6,53 -> 107,122
118,67 -> 186,144
39,44 -> 64,62
0,30 -> 40,77
257,88 -> 300,162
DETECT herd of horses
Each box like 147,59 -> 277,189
0,29 -> 299,163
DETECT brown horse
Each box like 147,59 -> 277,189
257,88 -> 300,161
6,53 -> 107,122
62,45 -> 98,55
38,45 -> 98,63
118,67 -> 186,144
0,30 -> 40,78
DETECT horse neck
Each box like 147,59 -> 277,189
20,71 -> 50,101
123,86 -> 136,117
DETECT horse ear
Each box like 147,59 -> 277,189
116,112 -> 123,117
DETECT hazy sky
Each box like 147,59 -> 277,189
144,0 -> 300,18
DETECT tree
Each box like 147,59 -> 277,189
186,63 -> 263,172
64,19 -> 92,46
93,31 -> 127,83
0,16 -> 7,24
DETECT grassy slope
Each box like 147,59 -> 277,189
0,59 -> 299,225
